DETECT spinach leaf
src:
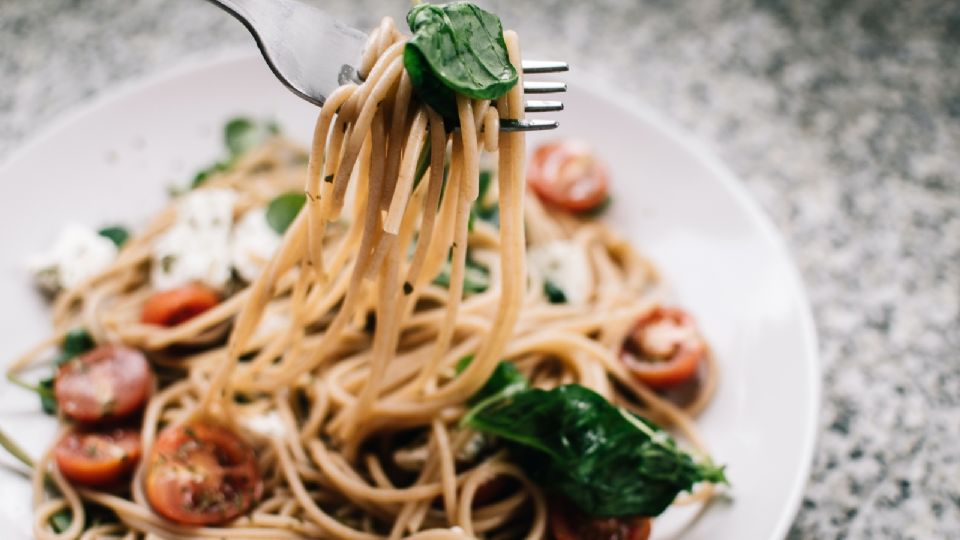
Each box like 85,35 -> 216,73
454,354 -> 474,375
6,373 -> 55,414
97,226 -> 129,248
49,509 -> 72,533
58,328 -> 94,365
411,140 -> 433,192
455,357 -> 527,407
265,192 -> 306,234
468,170 -> 499,231
477,170 -> 493,202
225,117 -> 280,157
543,279 -> 567,304
190,118 -> 279,189
49,503 -> 117,534
404,2 -> 518,121
465,382 -> 726,517
432,256 -> 489,295
37,377 -> 57,415
190,160 -> 230,189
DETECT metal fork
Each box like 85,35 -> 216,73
205,0 -> 567,131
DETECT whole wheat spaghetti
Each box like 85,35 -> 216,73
9,15 -> 720,540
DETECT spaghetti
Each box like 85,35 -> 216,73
9,14 -> 721,540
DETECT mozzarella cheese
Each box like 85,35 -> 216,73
151,189 -> 236,291
243,411 -> 287,438
27,223 -> 118,293
527,240 -> 593,305
230,207 -> 282,283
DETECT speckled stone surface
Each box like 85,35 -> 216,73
1,0 -> 958,537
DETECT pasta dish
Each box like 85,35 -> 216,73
4,4 -> 726,539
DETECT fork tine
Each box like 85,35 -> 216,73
523,81 -> 567,94
499,118 -> 559,132
521,60 -> 569,74
525,100 -> 564,113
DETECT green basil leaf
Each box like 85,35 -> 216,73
190,118 -> 279,190
97,226 -> 129,248
10,328 -> 92,415
455,354 -> 474,375
49,508 -> 72,533
470,362 -> 527,406
467,207 -> 477,232
6,373 -> 52,415
464,259 -> 489,294
455,358 -> 528,407
265,192 -> 306,234
62,328 -> 94,358
405,2 -> 518,121
477,170 -> 493,200
411,136 -> 433,192
465,383 -> 726,518
468,170 -> 499,231
55,328 -> 95,366
38,377 -> 57,415
225,117 -> 280,157
433,256 -> 489,295
190,160 -> 230,189
48,503 -> 116,534
543,279 -> 567,304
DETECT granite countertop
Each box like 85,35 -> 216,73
2,0 -> 958,537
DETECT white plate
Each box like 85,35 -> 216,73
0,52 -> 819,540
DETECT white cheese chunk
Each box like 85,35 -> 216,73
27,223 -> 118,293
527,240 -> 592,305
243,410 -> 287,439
230,207 -> 282,283
151,189 -> 236,291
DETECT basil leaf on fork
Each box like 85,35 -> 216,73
404,2 -> 519,121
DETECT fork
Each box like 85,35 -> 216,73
205,0 -> 567,131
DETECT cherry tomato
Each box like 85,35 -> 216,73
528,140 -> 609,213
549,498 -> 652,540
141,283 -> 220,327
55,345 -> 152,423
620,307 -> 706,389
144,422 -> 262,526
54,427 -> 142,487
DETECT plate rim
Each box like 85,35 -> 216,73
0,48 -> 821,540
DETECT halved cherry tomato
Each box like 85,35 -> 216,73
549,498 -> 652,540
528,140 -> 609,213
55,345 -> 152,423
144,422 -> 262,526
141,283 -> 220,327
54,427 -> 142,487
620,307 -> 706,389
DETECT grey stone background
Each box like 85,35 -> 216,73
1,0 -> 958,538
